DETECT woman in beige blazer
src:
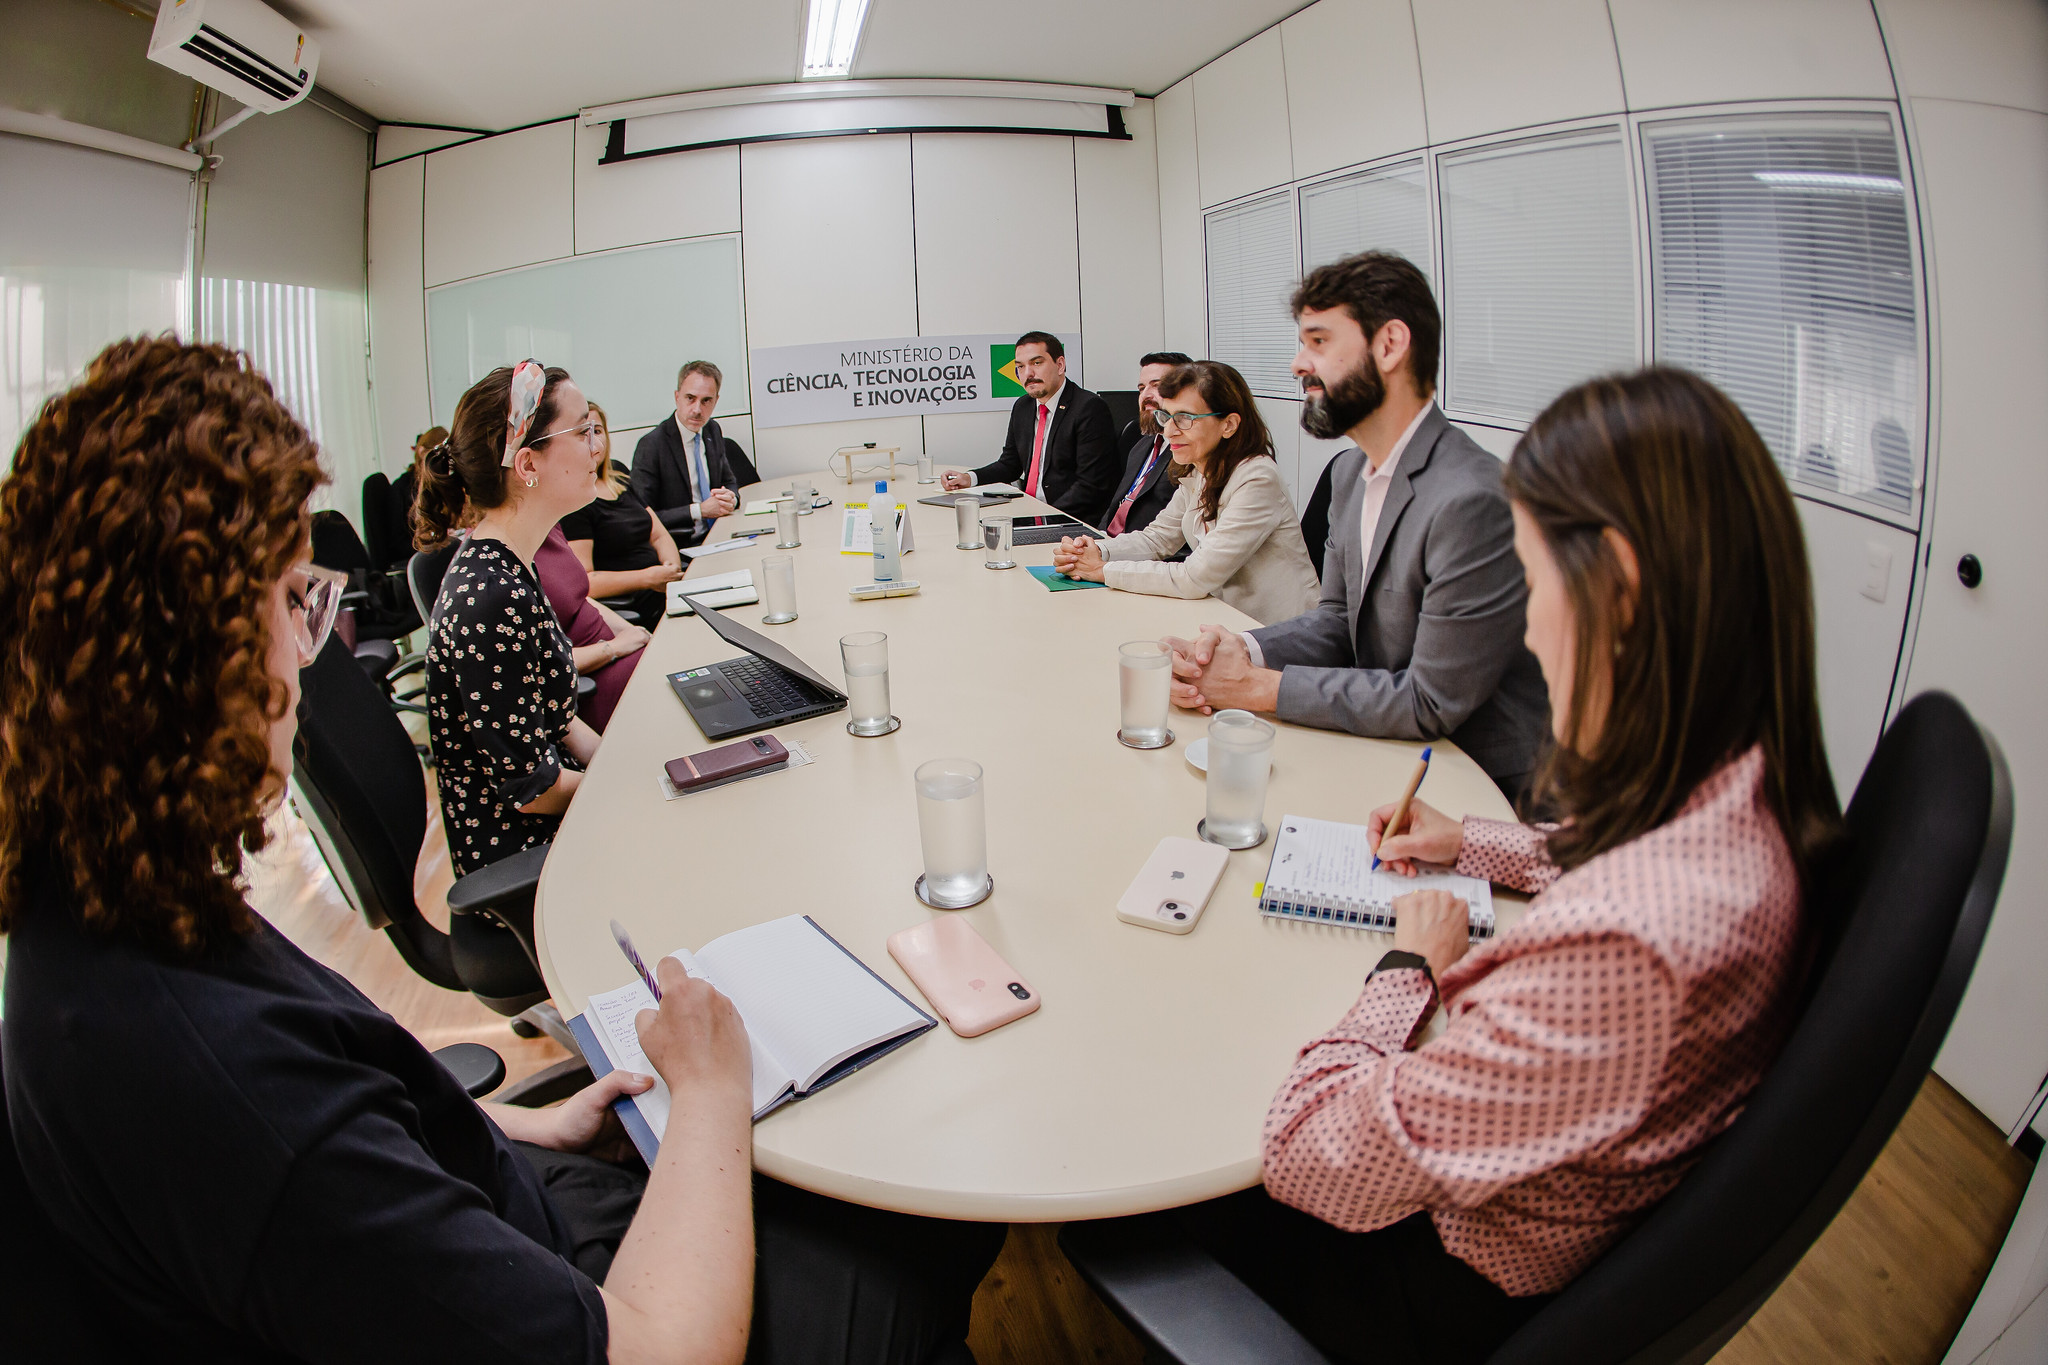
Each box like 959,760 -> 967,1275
1053,360 -> 1320,626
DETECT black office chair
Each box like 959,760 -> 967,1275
1299,456 -> 1338,583
360,470 -> 418,575
313,509 -> 427,716
724,438 -> 760,490
1060,691 -> 2011,1365
292,630 -> 593,1100
1099,389 -> 1140,443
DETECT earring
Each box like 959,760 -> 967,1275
525,477 -> 537,488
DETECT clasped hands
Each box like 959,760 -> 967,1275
700,488 -> 739,519
1050,535 -> 1106,582
1159,625 -> 1283,715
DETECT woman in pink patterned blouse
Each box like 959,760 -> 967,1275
1182,368 -> 1844,1365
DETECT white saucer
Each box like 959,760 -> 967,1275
1184,738 -> 1274,775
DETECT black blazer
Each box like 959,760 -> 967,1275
1100,430 -> 1177,535
970,382 -> 1119,521
630,415 -> 745,543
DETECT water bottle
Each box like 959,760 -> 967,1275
871,480 -> 902,583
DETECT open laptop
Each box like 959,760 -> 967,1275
1008,512 -> 1105,546
666,596 -> 847,738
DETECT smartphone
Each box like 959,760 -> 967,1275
664,734 -> 788,793
1116,837 -> 1232,934
886,916 -> 1040,1038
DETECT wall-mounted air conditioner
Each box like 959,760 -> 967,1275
148,0 -> 320,114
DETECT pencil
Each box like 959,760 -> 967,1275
1372,745 -> 1433,870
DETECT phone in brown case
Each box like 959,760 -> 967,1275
664,734 -> 789,793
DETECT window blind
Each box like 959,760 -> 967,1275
1205,192 -> 1299,399
1644,113 -> 1918,516
1439,130 -> 1637,425
1300,160 -> 1432,282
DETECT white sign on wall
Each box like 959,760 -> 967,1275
748,332 -> 1082,429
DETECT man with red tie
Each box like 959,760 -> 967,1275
941,331 -> 1118,522
1100,350 -> 1194,536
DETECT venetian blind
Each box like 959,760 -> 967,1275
1300,159 -> 1432,282
1205,192 -> 1299,399
1644,112 -> 1918,516
1440,129 -> 1637,425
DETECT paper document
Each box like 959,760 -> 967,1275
841,505 -> 914,556
1260,814 -> 1495,940
679,537 -> 756,560
667,569 -> 757,616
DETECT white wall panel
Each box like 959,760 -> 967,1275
922,411 -> 1014,468
1797,499 -> 1913,792
367,157 -> 430,475
1905,100 -> 2048,1129
1155,80 -> 1206,357
1282,0 -> 1430,178
741,134 -> 917,350
1410,0 -> 1625,145
423,120 -> 574,286
574,122 -> 739,256
1452,420 -> 1519,460
1076,99 -> 1166,392
1299,422 -> 1353,506
1875,0 -> 2048,115
1256,396 -> 1302,500
1608,0 -> 1895,109
375,125 -> 482,165
911,134 -> 1080,339
753,416 -> 927,483
1192,28 -> 1294,207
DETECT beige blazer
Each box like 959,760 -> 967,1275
1098,456 -> 1320,626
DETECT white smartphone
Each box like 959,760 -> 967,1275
1116,836 -> 1233,934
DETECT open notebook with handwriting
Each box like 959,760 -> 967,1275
1258,815 -> 1495,942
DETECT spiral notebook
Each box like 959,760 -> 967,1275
1258,814 -> 1495,942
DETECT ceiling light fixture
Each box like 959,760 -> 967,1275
1752,170 -> 1904,195
802,0 -> 873,80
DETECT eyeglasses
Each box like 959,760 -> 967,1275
287,562 -> 350,666
1152,410 -> 1226,432
528,417 -> 599,447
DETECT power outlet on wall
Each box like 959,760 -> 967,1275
1860,542 -> 1894,604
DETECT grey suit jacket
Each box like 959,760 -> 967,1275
1248,407 -> 1549,794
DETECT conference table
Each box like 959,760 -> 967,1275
534,467 -> 1522,1223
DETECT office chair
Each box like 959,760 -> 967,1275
1299,457 -> 1338,582
292,630 -> 593,1099
1099,389 -> 1140,443
724,439 -> 760,490
1060,691 -> 2011,1365
3,1039 -> 549,1363
312,509 -> 427,715
360,470 -> 419,575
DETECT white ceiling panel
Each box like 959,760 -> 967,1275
278,0 -> 1307,131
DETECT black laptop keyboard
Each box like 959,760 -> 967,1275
719,656 -> 834,718
1011,521 -> 1102,546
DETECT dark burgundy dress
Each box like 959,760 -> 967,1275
533,525 -> 637,733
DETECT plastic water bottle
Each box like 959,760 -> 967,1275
871,480 -> 902,583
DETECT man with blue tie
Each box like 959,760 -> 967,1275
632,360 -> 745,546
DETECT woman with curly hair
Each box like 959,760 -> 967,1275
0,339 -> 1000,1363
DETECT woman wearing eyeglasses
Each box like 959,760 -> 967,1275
1051,360 -> 1319,626
413,362 -> 606,877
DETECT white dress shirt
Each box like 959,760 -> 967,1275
1243,402 -> 1437,667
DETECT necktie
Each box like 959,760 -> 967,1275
688,431 -> 712,522
1025,403 -> 1051,498
1106,437 -> 1160,537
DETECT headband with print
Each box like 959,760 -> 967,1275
501,360 -> 546,467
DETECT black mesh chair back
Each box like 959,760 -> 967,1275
361,472 -> 398,571
313,509 -> 420,641
1099,388 -> 1140,444
723,440 -> 760,490
408,541 -> 460,628
1300,457 -> 1338,582
1494,691 -> 2011,1364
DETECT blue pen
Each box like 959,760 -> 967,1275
1373,745 -> 1433,871
610,919 -> 663,1001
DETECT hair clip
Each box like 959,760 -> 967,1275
501,360 -> 545,467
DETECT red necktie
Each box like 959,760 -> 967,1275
1025,403 -> 1050,498
1106,436 -> 1159,537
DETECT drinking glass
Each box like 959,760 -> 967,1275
792,481 -> 818,515
915,757 -> 990,907
955,497 -> 982,549
917,452 -> 936,484
1201,709 -> 1275,849
1117,641 -> 1174,749
774,499 -> 801,549
840,631 -> 897,736
981,515 -> 1016,570
761,554 -> 797,624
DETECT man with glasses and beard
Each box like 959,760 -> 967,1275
1165,252 -> 1549,800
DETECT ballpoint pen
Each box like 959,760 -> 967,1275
610,919 -> 662,1001
1373,746 -> 1432,871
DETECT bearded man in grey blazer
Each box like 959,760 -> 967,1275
1168,252 -> 1549,799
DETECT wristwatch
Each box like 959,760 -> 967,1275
1371,949 -> 1435,986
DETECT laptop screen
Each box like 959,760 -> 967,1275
685,596 -> 846,698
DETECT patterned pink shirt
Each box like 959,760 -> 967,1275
1260,746 -> 1802,1296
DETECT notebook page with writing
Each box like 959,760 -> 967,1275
585,960 -> 793,1124
1262,814 -> 1495,939
693,915 -> 930,1094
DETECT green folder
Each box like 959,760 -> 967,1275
1027,565 -> 1107,592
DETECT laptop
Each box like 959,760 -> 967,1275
1008,513 -> 1105,546
666,596 -> 847,738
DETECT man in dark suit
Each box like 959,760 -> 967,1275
940,331 -> 1118,522
1099,350 -> 1194,536
631,360 -> 745,546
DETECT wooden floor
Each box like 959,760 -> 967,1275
249,801 -> 2034,1365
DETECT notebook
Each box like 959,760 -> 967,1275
1258,815 -> 1495,942
571,914 -> 935,1160
1026,565 -> 1106,592
666,568 -> 757,616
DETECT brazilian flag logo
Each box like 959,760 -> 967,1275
991,344 -> 1026,398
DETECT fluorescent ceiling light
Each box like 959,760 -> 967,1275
1752,171 -> 1904,195
802,0 -> 873,80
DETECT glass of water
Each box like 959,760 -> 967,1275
915,757 -> 990,908
955,496 -> 982,549
1201,709 -> 1275,849
774,499 -> 801,549
792,481 -> 818,515
761,554 -> 797,624
840,631 -> 898,736
981,515 -> 1016,570
1117,641 -> 1174,749
917,452 -> 936,484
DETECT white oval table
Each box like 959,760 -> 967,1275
534,470 -> 1521,1222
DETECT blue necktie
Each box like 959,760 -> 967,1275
689,431 -> 712,523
